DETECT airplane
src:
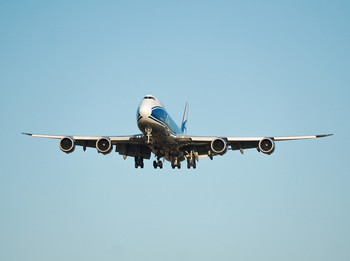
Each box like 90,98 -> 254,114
23,94 -> 332,169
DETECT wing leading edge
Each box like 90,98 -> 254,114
175,133 -> 332,157
22,132 -> 142,141
23,132 -> 152,160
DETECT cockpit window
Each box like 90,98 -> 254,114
144,96 -> 155,100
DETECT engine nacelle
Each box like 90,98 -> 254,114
96,137 -> 112,154
258,138 -> 275,155
59,137 -> 75,154
211,138 -> 228,155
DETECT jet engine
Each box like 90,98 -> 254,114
59,137 -> 75,153
96,137 -> 112,154
258,138 -> 275,155
211,138 -> 228,155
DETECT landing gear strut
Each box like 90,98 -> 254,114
153,153 -> 163,169
187,159 -> 196,169
145,126 -> 152,144
171,158 -> 181,169
134,156 -> 144,169
187,151 -> 197,169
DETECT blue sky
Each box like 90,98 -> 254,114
0,1 -> 349,260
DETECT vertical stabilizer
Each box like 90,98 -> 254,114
181,103 -> 189,134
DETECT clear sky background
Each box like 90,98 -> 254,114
0,0 -> 349,260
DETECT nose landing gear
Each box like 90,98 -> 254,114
145,126 -> 152,144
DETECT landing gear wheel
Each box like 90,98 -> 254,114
153,160 -> 163,169
187,159 -> 197,169
172,157 -> 181,169
135,156 -> 144,169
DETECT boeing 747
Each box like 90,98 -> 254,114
23,95 -> 332,169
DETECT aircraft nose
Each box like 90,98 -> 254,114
138,102 -> 151,118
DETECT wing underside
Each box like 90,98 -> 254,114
23,132 -> 152,159
175,134 -> 332,157
23,132 -> 332,166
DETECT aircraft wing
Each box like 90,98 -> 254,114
22,133 -> 152,159
175,134 -> 332,157
22,133 -> 144,142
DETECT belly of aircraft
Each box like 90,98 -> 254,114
138,118 -> 183,162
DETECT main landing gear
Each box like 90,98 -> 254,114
187,160 -> 196,169
153,160 -> 163,169
186,151 -> 197,169
153,153 -> 163,169
171,158 -> 181,169
134,156 -> 144,168
134,156 -> 196,169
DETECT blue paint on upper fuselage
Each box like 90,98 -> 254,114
149,106 -> 182,135
136,95 -> 183,135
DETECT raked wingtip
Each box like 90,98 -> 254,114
316,134 -> 333,138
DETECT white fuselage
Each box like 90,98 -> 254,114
136,95 -> 184,161
137,95 -> 182,139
